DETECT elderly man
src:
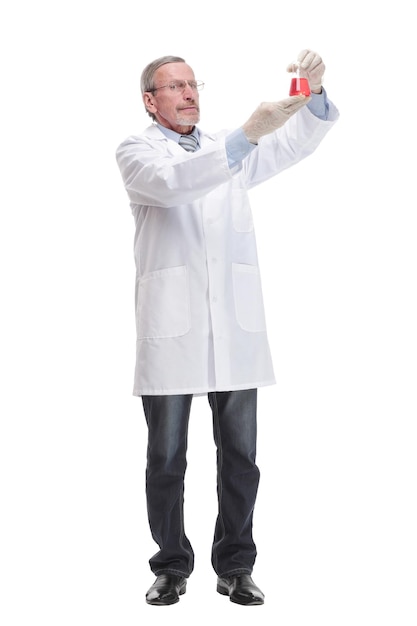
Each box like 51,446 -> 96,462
116,50 -> 339,606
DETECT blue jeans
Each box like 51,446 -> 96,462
142,389 -> 260,578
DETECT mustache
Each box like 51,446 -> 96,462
177,103 -> 199,111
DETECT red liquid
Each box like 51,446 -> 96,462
289,77 -> 311,96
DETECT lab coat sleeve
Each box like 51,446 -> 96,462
242,99 -> 340,189
116,135 -> 233,207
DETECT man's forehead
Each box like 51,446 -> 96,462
155,62 -> 195,81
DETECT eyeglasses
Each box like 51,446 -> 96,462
151,80 -> 205,94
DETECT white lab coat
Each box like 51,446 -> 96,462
116,103 -> 339,396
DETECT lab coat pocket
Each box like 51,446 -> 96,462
137,266 -> 191,339
232,189 -> 254,232
232,263 -> 267,332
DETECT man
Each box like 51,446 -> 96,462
116,50 -> 339,606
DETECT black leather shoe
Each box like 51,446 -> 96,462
217,574 -> 264,605
146,573 -> 187,605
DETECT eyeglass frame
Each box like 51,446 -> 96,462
149,80 -> 205,94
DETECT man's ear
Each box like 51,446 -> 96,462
143,92 -> 156,115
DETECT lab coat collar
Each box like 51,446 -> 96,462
143,123 -> 218,145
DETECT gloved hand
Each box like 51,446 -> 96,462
287,50 -> 325,93
242,95 -> 310,144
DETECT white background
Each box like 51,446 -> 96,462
1,1 -> 416,624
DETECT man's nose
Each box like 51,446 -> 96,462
183,81 -> 195,97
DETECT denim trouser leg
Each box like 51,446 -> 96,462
142,394 -> 194,577
208,389 -> 260,577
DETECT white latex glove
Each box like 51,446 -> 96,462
242,95 -> 310,144
287,49 -> 325,93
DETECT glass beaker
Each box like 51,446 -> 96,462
289,63 -> 311,96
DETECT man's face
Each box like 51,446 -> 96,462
143,62 -> 200,134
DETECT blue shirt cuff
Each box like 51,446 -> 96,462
306,87 -> 330,120
225,128 -> 256,168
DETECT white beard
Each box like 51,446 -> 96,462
176,112 -> 200,126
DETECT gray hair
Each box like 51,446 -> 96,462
141,55 -> 186,120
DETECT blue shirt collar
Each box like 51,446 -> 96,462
156,123 -> 200,147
